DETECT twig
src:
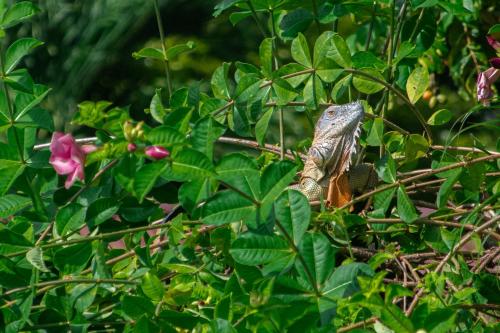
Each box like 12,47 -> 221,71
337,317 -> 378,333
153,0 -> 172,96
406,215 -> 500,316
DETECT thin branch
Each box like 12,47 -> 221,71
341,153 -> 500,210
153,0 -> 172,96
337,317 -> 378,333
406,215 -> 500,316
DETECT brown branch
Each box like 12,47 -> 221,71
406,215 -> 500,316
337,317 -> 378,333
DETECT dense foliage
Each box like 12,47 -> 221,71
0,0 -> 499,332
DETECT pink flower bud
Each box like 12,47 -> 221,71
145,146 -> 170,160
487,35 -> 500,52
490,57 -> 500,69
127,143 -> 137,152
49,132 -> 94,189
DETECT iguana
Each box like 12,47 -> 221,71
291,101 -> 376,207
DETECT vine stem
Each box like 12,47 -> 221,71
2,278 -> 138,298
153,0 -> 172,97
343,68 -> 433,142
340,152 -> 500,210
406,215 -> 500,316
246,0 -> 267,38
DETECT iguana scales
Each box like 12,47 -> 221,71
291,101 -> 375,207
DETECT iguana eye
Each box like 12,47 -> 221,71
328,110 -> 335,115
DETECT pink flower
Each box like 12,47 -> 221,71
145,146 -> 170,160
49,132 -> 97,189
477,67 -> 500,106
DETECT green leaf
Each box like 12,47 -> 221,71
397,185 -> 418,223
230,233 -> 292,265
0,228 -> 32,255
405,134 -> 429,160
353,69 -> 385,94
372,188 -> 397,217
216,153 -> 261,200
0,160 -> 25,195
26,247 -> 49,272
331,74 -> 352,103
272,77 -> 297,105
313,31 -> 334,67
322,263 -> 374,299
147,126 -> 185,146
53,243 -> 92,275
202,190 -> 256,226
191,117 -> 225,159
171,148 -> 214,180
0,194 -> 31,218
178,178 -> 215,212
4,38 -> 44,75
14,85 -> 52,121
211,62 -> 232,99
134,162 -> 168,203
437,169 -> 462,208
291,33 -> 312,67
280,9 -> 313,38
427,109 -> 452,126
259,38 -> 274,77
261,160 -> 298,206
141,271 -> 164,301
255,107 -> 274,146
149,88 -> 166,124
122,295 -> 155,320
352,51 -> 386,70
406,66 -> 429,104
0,1 -> 39,29
132,47 -> 164,61
327,33 -> 352,68
380,303 -> 415,333
375,154 -> 397,183
297,233 -> 337,289
489,24 -> 500,35
165,41 -> 195,60
304,74 -> 327,107
55,203 -> 87,236
394,41 -> 415,65
87,198 -> 120,226
366,118 -> 384,146
274,189 -> 310,246
215,294 -> 233,321
213,0 -> 244,17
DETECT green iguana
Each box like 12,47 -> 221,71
291,101 -> 376,207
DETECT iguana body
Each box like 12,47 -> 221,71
292,101 -> 370,206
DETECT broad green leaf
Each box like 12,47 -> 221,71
304,74 -> 327,107
165,41 -> 195,60
322,263 -> 374,299
405,134 -> 429,160
313,31 -> 334,67
427,109 -> 452,125
401,10 -> 436,55
122,295 -> 155,320
406,66 -> 429,104
132,47 -> 164,60
397,185 -> 418,223
147,126 -> 185,146
380,303 -> 415,333
230,233 -> 292,265
0,194 -> 31,218
234,74 -> 262,104
291,33 -> 312,67
394,41 -> 415,65
202,190 -> 256,226
141,271 -> 164,301
0,160 -> 25,195
255,107 -> 274,146
26,247 -> 49,272
215,294 -> 233,321
4,38 -> 44,74
55,203 -> 87,236
352,51 -> 386,70
149,88 -> 166,124
213,0 -> 244,17
14,85 -> 52,121
436,169 -> 462,208
259,38 -> 274,77
327,33 -> 352,68
274,189 -> 310,246
0,1 -> 39,29
261,160 -> 298,205
375,154 -> 397,183
190,117 -> 225,159
372,187 -> 397,217
272,77 -> 298,105
331,74 -> 351,103
178,178 -> 215,212
297,233 -> 336,289
53,242 -> 92,275
134,162 -> 168,203
216,153 -> 261,200
171,148 -> 214,180
280,9 -> 313,38
211,62 -> 232,99
0,228 -> 32,255
366,118 -> 384,146
87,198 -> 120,226
353,69 -> 385,94
488,24 -> 500,35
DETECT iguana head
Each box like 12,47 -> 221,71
315,101 -> 364,138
